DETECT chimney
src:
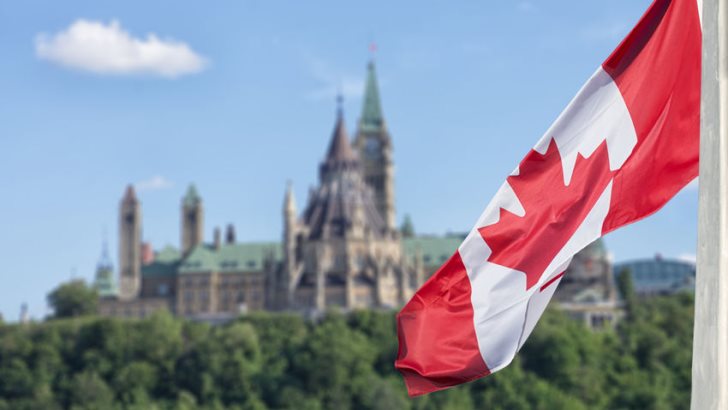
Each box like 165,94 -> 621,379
141,242 -> 154,265
226,224 -> 236,244
214,227 -> 221,250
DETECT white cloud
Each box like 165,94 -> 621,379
135,175 -> 174,192
304,53 -> 364,102
35,19 -> 208,78
677,253 -> 697,264
517,2 -> 537,13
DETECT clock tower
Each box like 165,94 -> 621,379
354,61 -> 396,232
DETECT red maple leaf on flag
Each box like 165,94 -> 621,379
479,138 -> 614,290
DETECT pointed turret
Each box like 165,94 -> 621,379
320,99 -> 360,182
281,182 -> 300,309
284,181 -> 297,215
326,101 -> 357,163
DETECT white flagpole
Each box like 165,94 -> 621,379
691,0 -> 728,408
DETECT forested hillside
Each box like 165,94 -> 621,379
0,292 -> 694,410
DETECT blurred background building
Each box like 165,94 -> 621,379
95,61 -> 460,320
553,239 -> 622,328
615,255 -> 696,297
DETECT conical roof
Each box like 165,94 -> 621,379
284,181 -> 297,214
320,107 -> 360,182
326,110 -> 357,162
359,61 -> 384,132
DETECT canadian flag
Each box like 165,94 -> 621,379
396,0 -> 701,396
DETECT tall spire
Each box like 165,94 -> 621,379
360,61 -> 384,132
95,237 -> 117,297
325,97 -> 357,163
98,234 -> 112,270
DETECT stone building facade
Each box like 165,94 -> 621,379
553,239 -> 622,328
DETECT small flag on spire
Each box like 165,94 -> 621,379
369,41 -> 377,55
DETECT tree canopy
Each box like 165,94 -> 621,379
46,280 -> 98,319
0,293 -> 694,409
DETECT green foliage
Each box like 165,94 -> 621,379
400,215 -> 415,238
617,268 -> 637,318
0,294 -> 695,409
47,280 -> 99,319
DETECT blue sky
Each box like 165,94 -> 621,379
0,0 -> 697,321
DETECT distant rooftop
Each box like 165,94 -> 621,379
615,257 -> 695,296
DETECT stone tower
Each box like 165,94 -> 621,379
282,182 -> 298,307
118,185 -> 141,300
181,184 -> 204,255
354,61 -> 396,232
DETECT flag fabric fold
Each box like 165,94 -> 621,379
395,0 -> 701,396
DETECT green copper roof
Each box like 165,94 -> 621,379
183,184 -> 201,207
94,265 -> 117,297
359,61 -> 384,133
403,235 -> 464,268
142,246 -> 182,277
94,241 -> 117,296
156,246 -> 181,262
179,242 -> 282,274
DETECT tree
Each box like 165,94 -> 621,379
0,294 -> 698,409
68,371 -> 114,410
47,280 -> 98,319
401,214 -> 415,238
616,268 -> 637,319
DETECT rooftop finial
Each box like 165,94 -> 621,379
369,41 -> 378,59
336,92 -> 344,116
98,228 -> 112,269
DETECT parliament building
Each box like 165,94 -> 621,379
94,61 -> 620,326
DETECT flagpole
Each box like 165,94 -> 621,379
691,0 -> 728,408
